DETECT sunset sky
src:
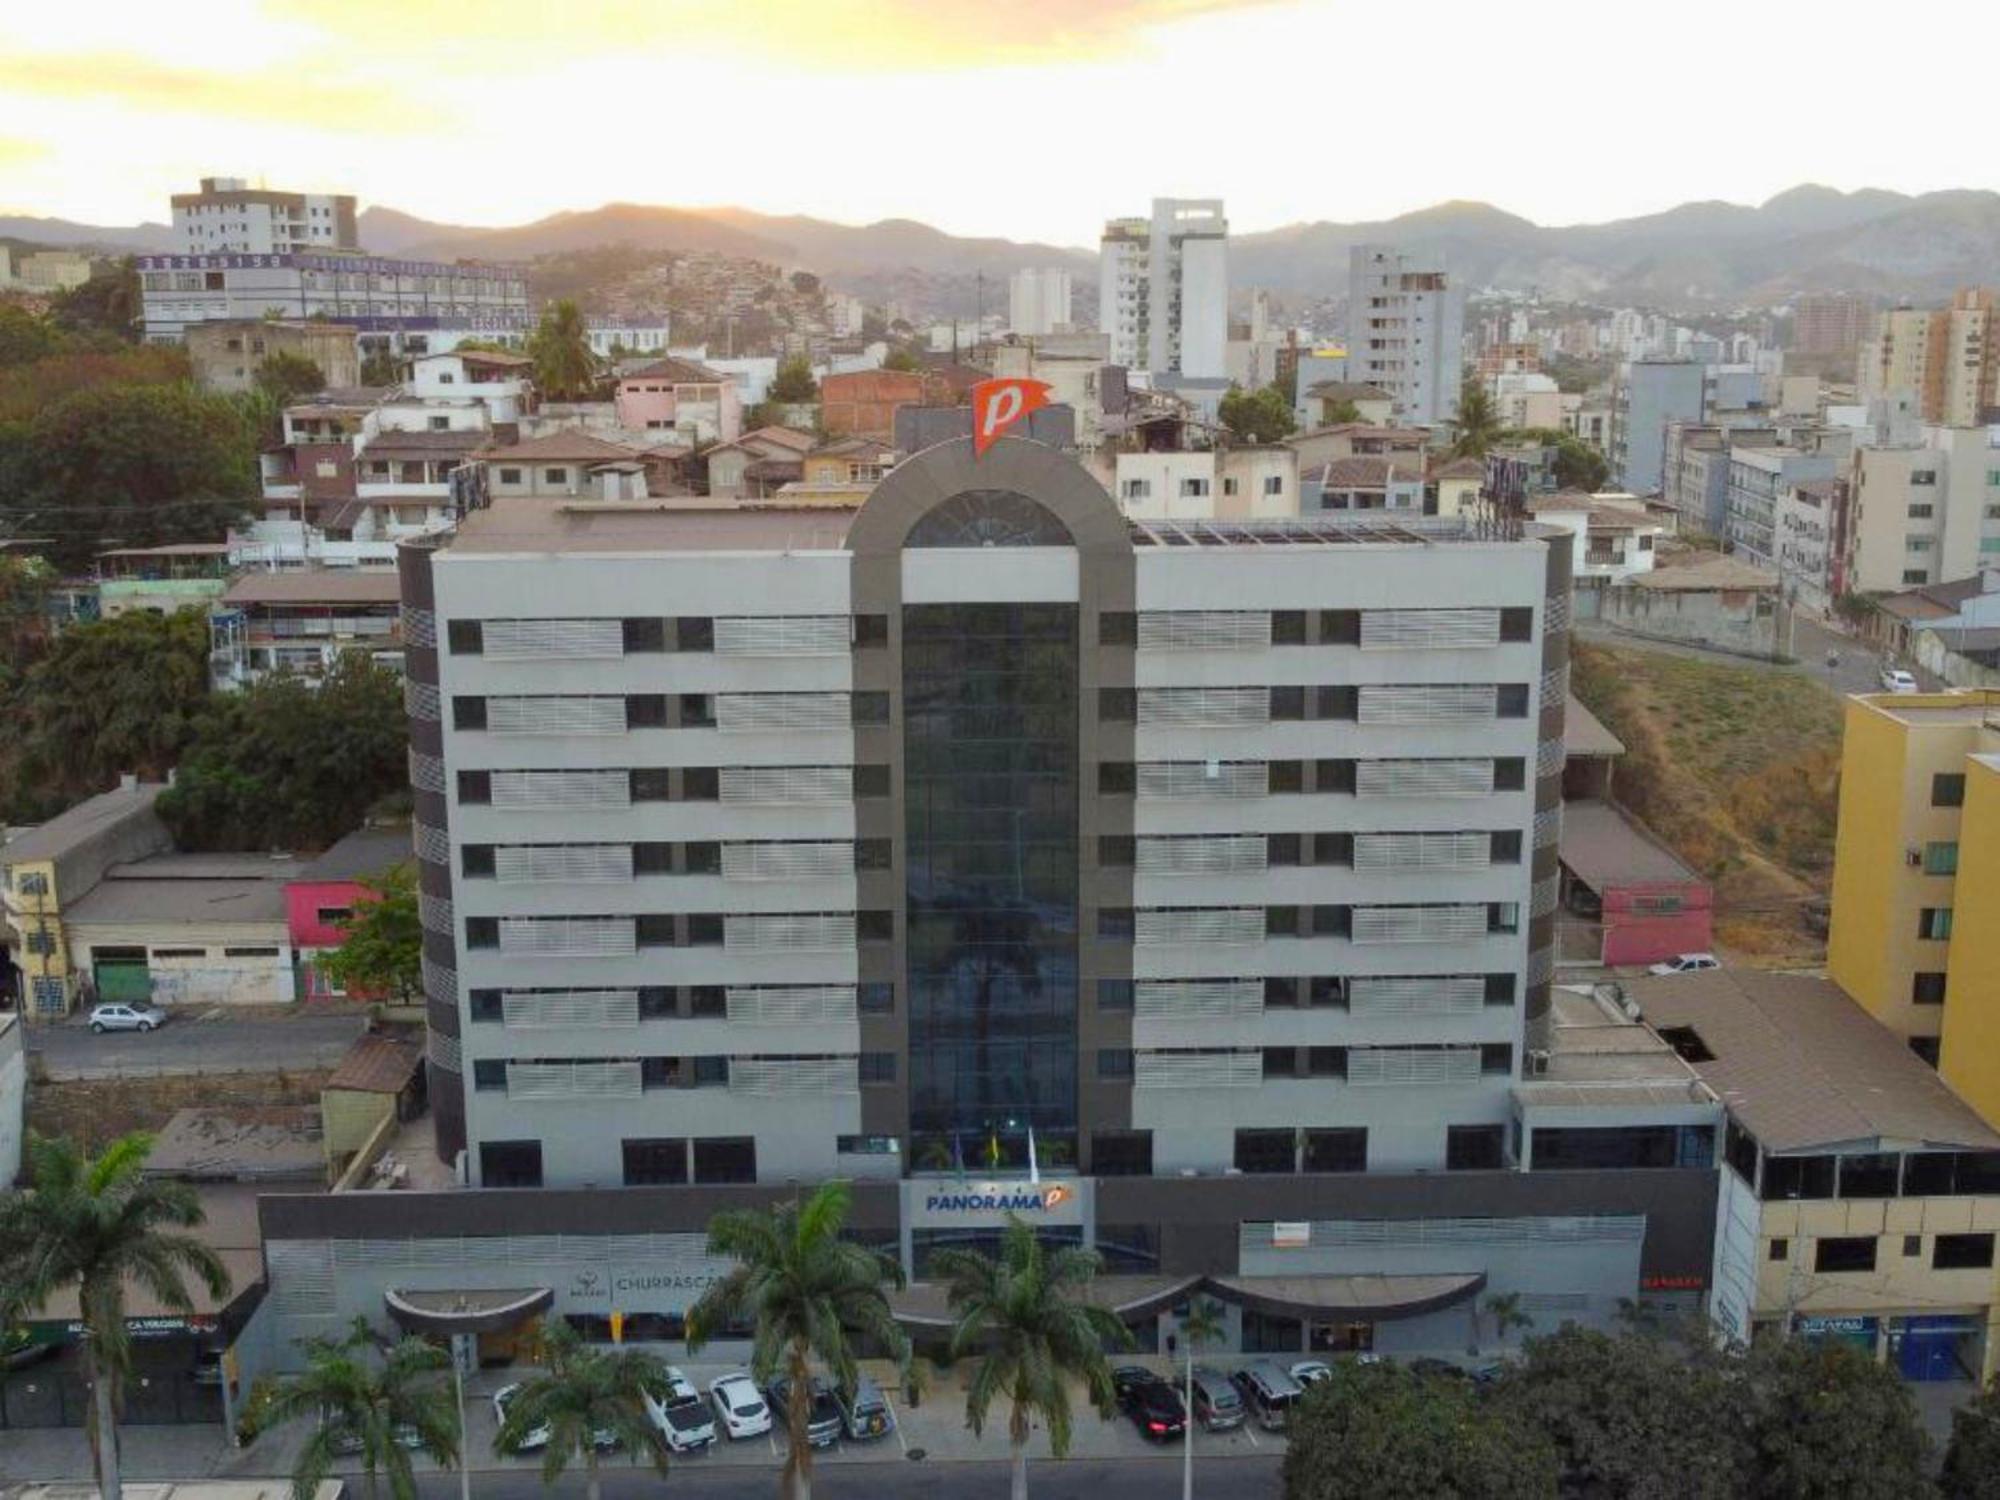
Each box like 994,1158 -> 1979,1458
0,0 -> 1987,244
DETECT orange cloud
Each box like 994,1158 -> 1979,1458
272,0 -> 1288,69
0,52 -> 427,128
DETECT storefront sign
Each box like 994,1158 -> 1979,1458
921,1182 -> 1074,1215
905,1176 -> 1090,1229
50,1314 -> 216,1342
1798,1316 -> 1876,1338
1641,1274 -> 1706,1291
561,1259 -> 732,1314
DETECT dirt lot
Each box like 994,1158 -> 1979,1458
1571,641 -> 1842,959
24,1068 -> 334,1152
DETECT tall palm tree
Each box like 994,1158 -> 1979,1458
686,1180 -> 909,1500
1179,1298 -> 1226,1500
492,1320 -> 669,1500
529,300 -> 600,401
932,1216 -> 1132,1500
249,1317 -> 458,1500
0,1132 -> 230,1500
1451,379 -> 1503,458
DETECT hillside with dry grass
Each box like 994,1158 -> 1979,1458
1570,642 -> 1842,958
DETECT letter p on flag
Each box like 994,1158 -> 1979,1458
972,378 -> 1052,457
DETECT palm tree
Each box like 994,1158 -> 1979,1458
529,299 -> 599,401
1482,1291 -> 1535,1352
492,1320 -> 669,1500
1179,1298 -> 1226,1500
0,1132 -> 230,1500
249,1317 -> 458,1500
1451,379 -> 1503,458
932,1216 -> 1132,1500
686,1180 -> 908,1500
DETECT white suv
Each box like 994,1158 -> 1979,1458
709,1372 -> 772,1440
1648,953 -> 1720,976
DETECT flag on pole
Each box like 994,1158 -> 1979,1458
971,377 -> 1053,456
1027,1125 -> 1040,1185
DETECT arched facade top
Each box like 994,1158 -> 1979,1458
847,436 -> 1132,558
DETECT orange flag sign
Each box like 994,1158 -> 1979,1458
971,377 -> 1053,456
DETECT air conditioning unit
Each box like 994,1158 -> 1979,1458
1526,1049 -> 1552,1077
1907,847 -> 1924,867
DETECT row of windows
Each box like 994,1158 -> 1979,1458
1097,684 -> 1532,721
479,1136 -> 754,1188
1230,1124 -> 1505,1174
1725,1124 -> 2000,1201
460,840 -> 891,878
448,617 -> 890,655
1101,757 -> 1530,794
452,694 -> 893,732
1098,831 -> 1521,867
463,911 -> 895,948
1095,903 -> 1522,938
457,765 -> 893,803
1771,1232 -> 1994,1275
472,1055 -> 869,1090
467,984 -> 897,1020
1096,609 -> 1534,646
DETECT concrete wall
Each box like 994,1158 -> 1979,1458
0,1013 -> 23,1186
1599,584 -> 1792,660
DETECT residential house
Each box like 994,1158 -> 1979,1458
1110,447 -> 1298,520
1599,552 -> 1792,660
612,356 -> 742,445
1302,456 -> 1428,515
211,569 -> 404,689
185,320 -> 361,395
1775,476 -> 1854,615
704,426 -> 816,500
1526,493 -> 1663,582
1300,381 -> 1395,428
406,349 -> 536,424
287,828 -> 412,1002
479,431 -> 658,499
803,437 -> 896,489
95,545 -> 231,619
1428,457 -> 1486,519
819,369 -> 934,443
1286,423 -> 1429,477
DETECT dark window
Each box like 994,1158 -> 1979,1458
855,839 -> 892,871
1813,1236 -> 1877,1274
1098,907 -> 1135,939
686,914 -> 724,946
1316,685 -> 1358,720
681,766 -> 720,800
1910,1036 -> 1942,1068
688,986 -> 726,1017
1499,607 -> 1533,642
1726,1120 -> 1759,1186
1480,1043 -> 1513,1076
1269,686 -> 1306,720
1488,902 -> 1521,934
853,691 -> 891,725
1761,1155 -> 1836,1201
1098,611 -> 1136,645
635,915 -> 675,947
639,988 -> 675,1018
472,1060 -> 507,1090
1532,1126 -> 1680,1170
447,619 -> 483,654
621,1138 -> 687,1186
691,1055 -> 730,1087
1265,906 -> 1299,937
1262,1047 -> 1298,1078
622,617 -> 665,653
1918,908 -> 1954,941
906,489 -> 1074,547
1097,979 -> 1134,1011
1905,1234 -> 1923,1256
1268,760 -> 1304,793
1934,1234 -> 1995,1270
1099,761 -> 1135,794
1311,904 -> 1350,937
854,614 -> 889,647
1099,836 -> 1135,867
1319,609 -> 1361,644
1271,610 -> 1307,644
469,990 -> 503,1022
691,1137 -> 756,1184
855,764 -> 891,798
1096,1048 -> 1134,1080
1304,1128 -> 1366,1173
1264,976 -> 1299,1007
465,917 -> 498,949
632,767 -> 674,801
1913,972 -> 1948,1005
1496,684 -> 1530,718
1315,758 -> 1356,794
1484,973 -> 1516,1006
452,696 -> 487,731
1493,757 -> 1526,791
1306,1046 -> 1346,1079
480,1140 -> 542,1188
457,769 -> 491,803
1267,833 -> 1301,866
859,909 -> 893,942
1309,976 -> 1348,1009
1092,1130 -> 1153,1176
1490,829 -> 1522,863
860,1052 -> 898,1085
1769,1238 -> 1789,1261
676,617 -> 714,651
684,842 -> 720,875
627,842 -> 670,875
1235,1128 -> 1295,1174
620,694 -> 665,728
1311,833 -> 1353,867
1446,1124 -> 1505,1170
667,694 -> 707,728
1839,1153 -> 1901,1200
1934,773 -> 1966,808
461,845 -> 495,878
859,982 -> 895,1014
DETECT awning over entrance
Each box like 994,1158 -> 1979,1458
385,1286 -> 553,1337
1209,1272 -> 1487,1321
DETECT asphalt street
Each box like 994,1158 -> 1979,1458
23,1006 -> 365,1079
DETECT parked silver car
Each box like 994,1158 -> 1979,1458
88,1002 -> 168,1033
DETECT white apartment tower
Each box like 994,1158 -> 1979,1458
1099,199 -> 1229,378
172,177 -> 359,256
1347,246 -> 1465,426
1008,268 -> 1074,337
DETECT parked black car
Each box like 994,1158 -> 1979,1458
1111,1366 -> 1186,1442
766,1374 -> 843,1449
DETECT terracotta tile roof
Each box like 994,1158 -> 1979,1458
1429,456 -> 1486,481
1631,555 -> 1777,591
325,1033 -> 423,1095
479,429 -> 647,463
1314,456 -> 1411,488
223,570 -> 402,605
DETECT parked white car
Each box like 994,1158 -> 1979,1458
1648,953 -> 1720,976
1880,667 -> 1919,693
708,1372 -> 772,1440
643,1366 -> 717,1452
491,1384 -> 550,1451
88,1003 -> 168,1033
1289,1360 -> 1333,1387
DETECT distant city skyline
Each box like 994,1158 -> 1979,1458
1,0 -> 1991,245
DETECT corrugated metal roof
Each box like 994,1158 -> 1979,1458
224,571 -> 402,605
1564,694 -> 1625,758
1559,800 -> 1701,889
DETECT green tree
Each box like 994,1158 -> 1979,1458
249,1316 -> 459,1500
1179,1298 -> 1226,1500
1217,383 -> 1298,444
316,865 -> 420,1005
492,1320 -> 670,1500
254,352 -> 327,406
932,1215 -> 1131,1500
1451,379 -> 1503,458
882,346 -> 922,374
789,270 -> 821,296
769,355 -> 819,403
1494,1325 -> 1743,1498
359,348 -> 401,387
1741,1337 -> 1931,1499
18,382 -> 258,564
51,259 -> 141,344
687,1180 -> 908,1500
156,652 -> 408,851
1941,1376 -> 2000,1499
1511,427 -> 1609,491
0,305 -> 69,367
1481,1291 -> 1534,1350
1315,398 -> 1362,427
0,1133 -> 231,1500
11,608 -> 211,814
0,552 -> 54,691
528,299 -> 600,400
1283,1360 -> 1557,1500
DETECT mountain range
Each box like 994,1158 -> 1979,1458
6,184 -> 1999,306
